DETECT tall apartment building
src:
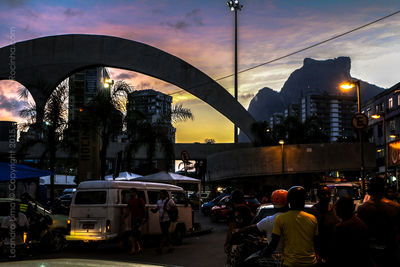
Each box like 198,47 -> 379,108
301,93 -> 356,142
127,89 -> 175,142
68,67 -> 110,181
269,112 -> 284,130
68,67 -> 110,123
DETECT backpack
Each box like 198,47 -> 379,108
164,198 -> 179,222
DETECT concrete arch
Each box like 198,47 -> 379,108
0,34 -> 255,141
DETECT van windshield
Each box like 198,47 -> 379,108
75,191 -> 107,204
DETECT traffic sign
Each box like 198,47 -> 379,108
352,113 -> 368,129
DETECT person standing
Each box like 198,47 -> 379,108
151,189 -> 176,254
357,177 -> 400,266
332,196 -> 372,267
262,186 -> 319,267
127,188 -> 146,255
1,202 -> 29,256
310,186 -> 339,266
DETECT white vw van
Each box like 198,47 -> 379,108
66,180 -> 192,244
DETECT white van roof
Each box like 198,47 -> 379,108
77,180 -> 184,191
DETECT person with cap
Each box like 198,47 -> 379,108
262,186 -> 319,267
357,177 -> 400,266
126,187 -> 146,255
310,185 -> 339,266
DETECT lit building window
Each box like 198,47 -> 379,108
389,97 -> 393,109
398,94 -> 400,106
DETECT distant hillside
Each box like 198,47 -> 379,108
239,57 -> 385,142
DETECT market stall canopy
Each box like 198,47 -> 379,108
105,171 -> 142,181
134,171 -> 200,185
0,162 -> 55,181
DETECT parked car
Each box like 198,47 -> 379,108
200,191 -> 211,203
252,203 -> 315,224
201,194 -> 229,215
209,195 -> 260,223
57,193 -> 74,206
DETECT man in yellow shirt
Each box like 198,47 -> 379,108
262,186 -> 319,267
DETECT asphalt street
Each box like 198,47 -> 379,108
2,211 -> 228,267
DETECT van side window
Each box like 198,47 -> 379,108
147,191 -> 160,204
75,191 -> 107,204
121,190 -> 146,204
171,192 -> 186,204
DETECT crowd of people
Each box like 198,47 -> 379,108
224,177 -> 400,267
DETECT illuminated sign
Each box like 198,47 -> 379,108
389,140 -> 400,166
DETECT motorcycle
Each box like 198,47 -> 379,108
226,232 -> 268,267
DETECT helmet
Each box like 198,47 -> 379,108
271,189 -> 288,208
287,186 -> 306,205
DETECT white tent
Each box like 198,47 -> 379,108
104,171 -> 142,181
133,171 -> 202,209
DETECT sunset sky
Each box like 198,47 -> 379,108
1,0 -> 400,143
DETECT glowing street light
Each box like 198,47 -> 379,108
390,134 -> 397,139
279,140 -> 285,145
339,79 -> 366,196
227,0 -> 243,143
370,114 -> 381,119
372,112 -> 388,177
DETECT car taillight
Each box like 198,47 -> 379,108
246,201 -> 249,205
106,219 -> 111,232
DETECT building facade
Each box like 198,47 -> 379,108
68,67 -> 110,124
300,93 -> 356,142
362,82 -> 400,175
127,89 -> 175,141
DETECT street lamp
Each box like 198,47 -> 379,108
371,113 -> 388,177
279,140 -> 285,173
339,79 -> 366,196
227,0 -> 243,143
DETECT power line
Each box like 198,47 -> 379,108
168,10 -> 400,96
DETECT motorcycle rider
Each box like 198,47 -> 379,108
261,186 -> 319,267
1,202 -> 29,256
224,190 -> 253,254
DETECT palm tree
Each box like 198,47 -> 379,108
19,82 -> 69,202
81,81 -> 132,179
124,100 -> 193,174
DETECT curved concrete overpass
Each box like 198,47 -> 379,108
207,143 -> 377,181
0,34 -> 256,141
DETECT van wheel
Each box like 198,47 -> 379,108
173,226 -> 185,245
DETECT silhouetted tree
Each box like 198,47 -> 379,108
19,82 -> 69,202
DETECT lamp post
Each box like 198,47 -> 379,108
340,80 -> 366,196
227,0 -> 243,143
371,113 -> 388,177
279,140 -> 285,173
